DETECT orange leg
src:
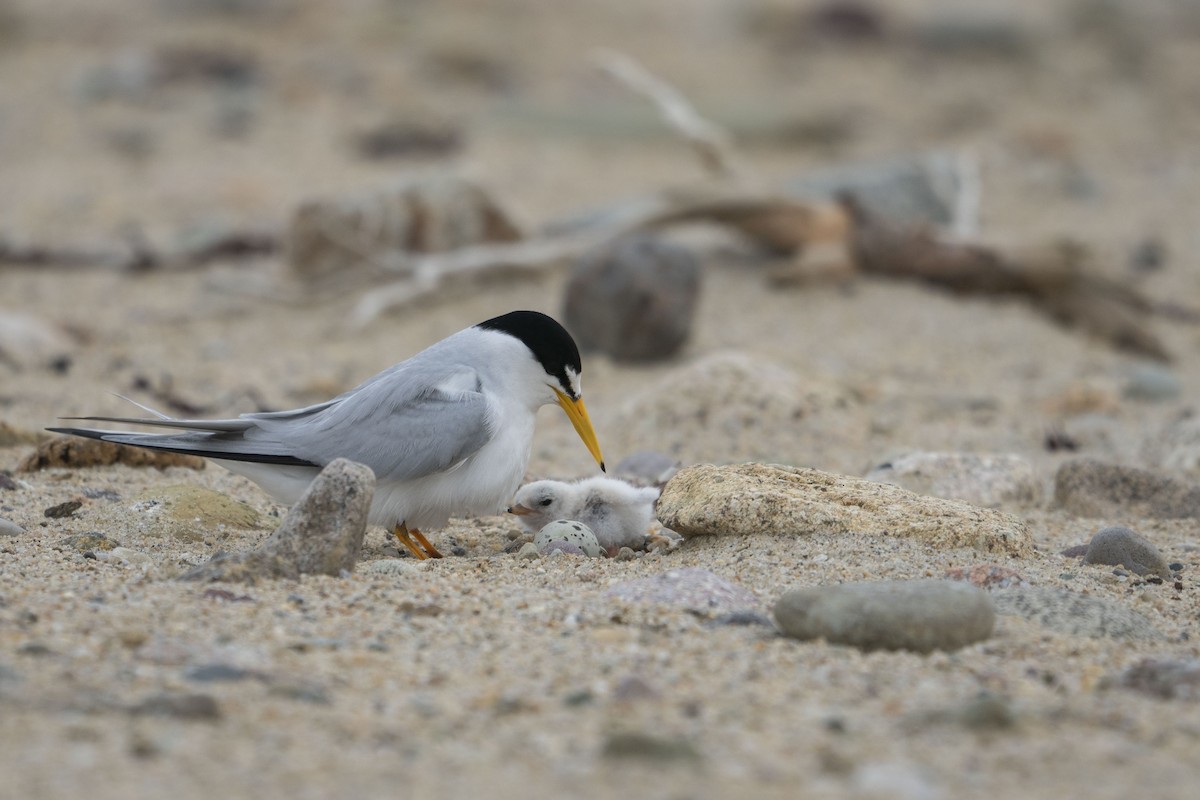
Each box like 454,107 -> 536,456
410,527 -> 443,559
392,523 -> 443,559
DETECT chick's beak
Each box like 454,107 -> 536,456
508,504 -> 534,516
553,388 -> 606,472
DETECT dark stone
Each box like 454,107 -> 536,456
563,235 -> 700,363
130,693 -> 221,721
44,500 -> 82,518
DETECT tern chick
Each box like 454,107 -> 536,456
509,475 -> 659,554
50,310 -> 606,560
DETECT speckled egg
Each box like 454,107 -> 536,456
534,520 -> 601,557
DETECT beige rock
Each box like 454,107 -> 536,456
657,463 -> 1032,557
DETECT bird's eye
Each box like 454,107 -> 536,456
539,498 -> 553,507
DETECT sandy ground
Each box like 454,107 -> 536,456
3,1 -> 1200,798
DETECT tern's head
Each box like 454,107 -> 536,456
507,479 -> 574,530
477,311 -> 605,471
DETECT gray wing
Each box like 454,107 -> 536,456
248,361 -> 494,481
52,363 -> 494,479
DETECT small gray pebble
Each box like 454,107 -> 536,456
516,542 -> 540,560
1083,525 -> 1172,579
0,517 -> 24,537
614,547 -> 638,561
1122,363 -> 1181,402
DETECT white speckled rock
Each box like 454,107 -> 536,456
773,579 -> 996,653
659,463 -> 1032,557
534,520 -> 601,557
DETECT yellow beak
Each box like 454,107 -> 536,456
553,388 -> 606,472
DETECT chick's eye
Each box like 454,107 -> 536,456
539,499 -> 553,507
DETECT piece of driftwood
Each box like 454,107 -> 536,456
0,228 -> 277,273
839,195 -> 1178,361
347,186 -> 824,328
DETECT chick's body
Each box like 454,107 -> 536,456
509,476 -> 659,553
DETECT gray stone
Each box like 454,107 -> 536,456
601,731 -> 701,762
603,568 -> 760,617
516,542 -> 541,560
865,451 -> 1042,510
1122,362 -> 1181,402
563,234 -> 700,362
658,463 -> 1032,557
1117,658 -> 1200,700
773,580 -> 995,653
129,693 -> 221,721
181,459 -> 374,582
991,587 -> 1162,641
0,517 -> 23,536
786,151 -> 970,230
1083,526 -> 1171,579
1054,458 -> 1200,519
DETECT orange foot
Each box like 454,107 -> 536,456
392,523 -> 444,559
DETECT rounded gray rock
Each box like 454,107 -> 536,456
1083,526 -> 1171,579
773,579 -> 995,653
1054,458 -> 1200,519
563,234 -> 700,362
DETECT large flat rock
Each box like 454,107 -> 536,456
658,463 -> 1032,557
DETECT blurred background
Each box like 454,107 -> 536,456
3,0 -> 1200,476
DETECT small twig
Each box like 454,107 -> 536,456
593,49 -> 748,182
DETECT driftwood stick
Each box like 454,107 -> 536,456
593,49 -> 748,182
348,187 -> 820,328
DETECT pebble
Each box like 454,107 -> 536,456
515,542 -> 541,560
866,451 -> 1042,510
129,693 -> 221,721
0,517 -> 23,536
773,579 -> 996,653
534,520 -> 602,557
60,532 -> 120,552
185,664 -> 265,683
603,568 -> 761,616
1054,458 -> 1200,518
181,459 -> 374,582
563,235 -> 700,362
94,547 -> 153,568
1082,526 -> 1171,579
44,500 -> 83,518
614,547 -> 638,561
1122,362 -> 1181,402
991,587 -> 1162,641
658,463 -> 1032,556
600,731 -> 701,762
787,151 -> 967,229
1117,658 -> 1200,700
